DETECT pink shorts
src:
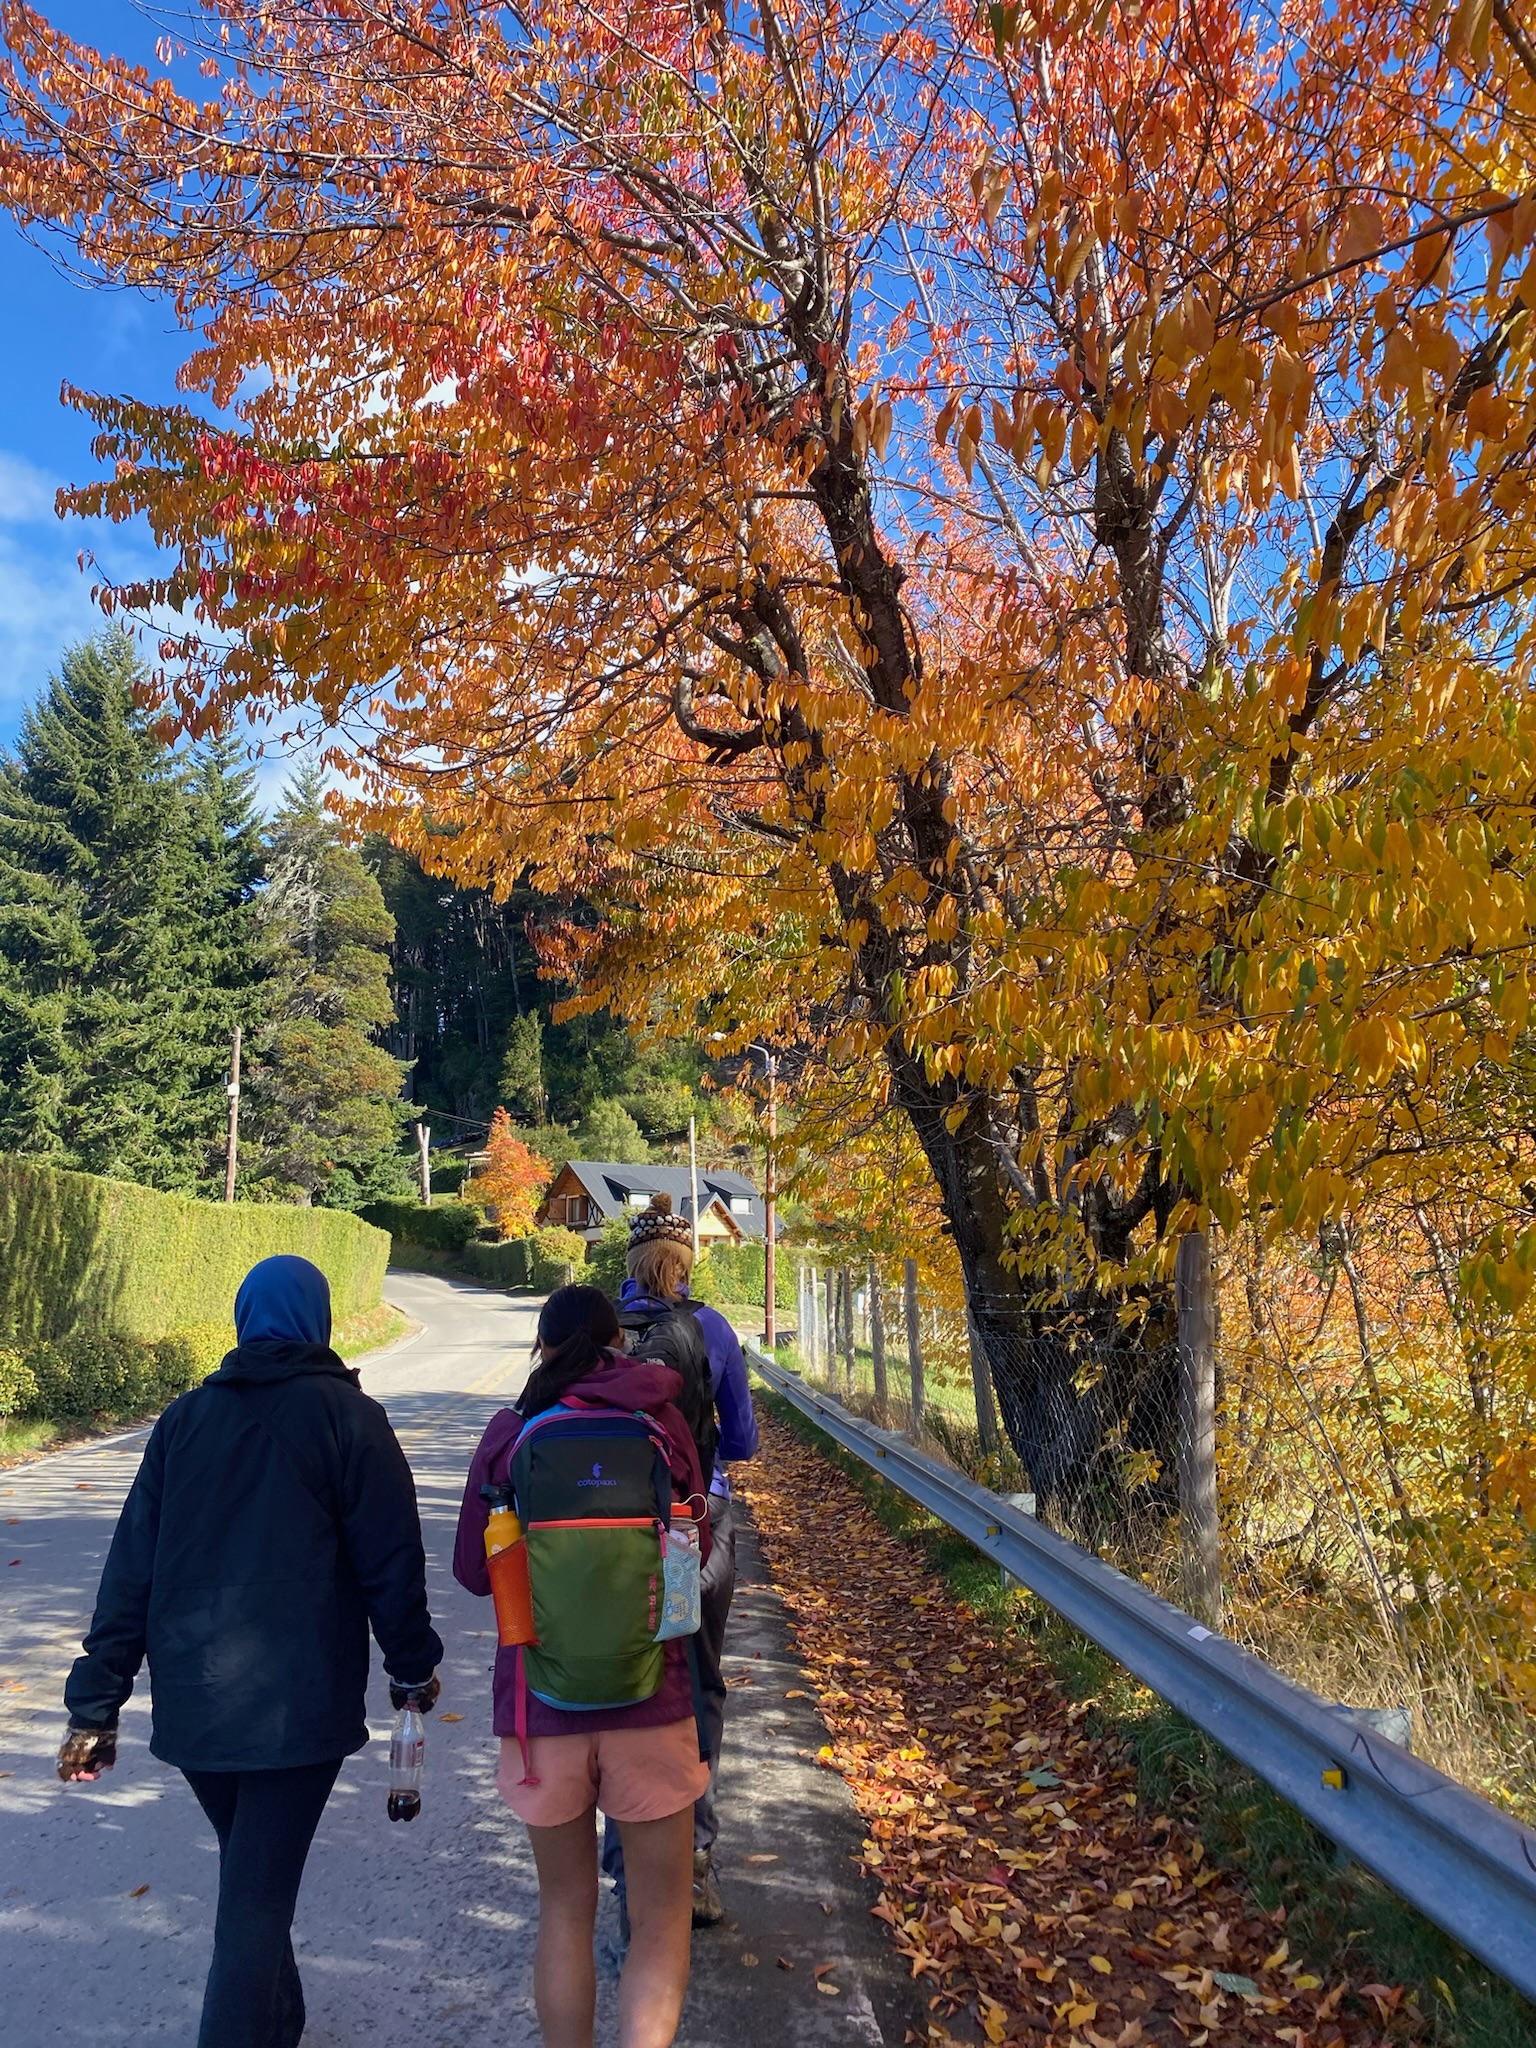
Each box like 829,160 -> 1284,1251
498,1719 -> 709,1828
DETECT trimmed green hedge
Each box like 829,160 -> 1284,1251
694,1241 -> 794,1310
462,1226 -> 588,1292
0,1331 -> 204,1423
0,1155 -> 389,1349
359,1198 -> 481,1252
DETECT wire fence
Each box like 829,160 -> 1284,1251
783,1243 -> 1536,1823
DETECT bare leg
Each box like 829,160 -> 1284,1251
616,1806 -> 694,2048
527,1812 -> 599,2048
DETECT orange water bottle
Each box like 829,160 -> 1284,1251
481,1482 -> 537,1646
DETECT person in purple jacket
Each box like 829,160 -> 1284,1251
606,1194 -> 760,1931
453,1285 -> 710,2048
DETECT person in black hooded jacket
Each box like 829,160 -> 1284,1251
56,1253 -> 443,2048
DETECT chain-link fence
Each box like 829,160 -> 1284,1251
783,1240 -> 1536,1819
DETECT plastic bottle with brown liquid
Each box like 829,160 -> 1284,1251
481,1482 -> 537,1646
387,1706 -> 424,1822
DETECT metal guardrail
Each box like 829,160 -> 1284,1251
745,1344 -> 1536,2002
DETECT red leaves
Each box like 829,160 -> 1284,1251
741,1415 -> 1409,2047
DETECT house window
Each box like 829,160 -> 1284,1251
729,1196 -> 750,1214
564,1195 -> 591,1226
627,1192 -> 648,1208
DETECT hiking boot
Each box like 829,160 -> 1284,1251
692,1848 -> 725,1928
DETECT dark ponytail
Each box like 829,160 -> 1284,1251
518,1284 -> 621,1417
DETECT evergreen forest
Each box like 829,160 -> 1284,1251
0,633 -> 741,1205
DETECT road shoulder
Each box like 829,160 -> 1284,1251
674,1502 -> 924,2047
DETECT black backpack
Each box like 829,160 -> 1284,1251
615,1300 -> 719,1483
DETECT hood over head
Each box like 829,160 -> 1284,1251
233,1255 -> 333,1349
560,1350 -> 683,1415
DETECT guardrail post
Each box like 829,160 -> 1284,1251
869,1256 -> 889,1422
968,1306 -> 1001,1459
1176,1229 -> 1223,1629
904,1257 -> 925,1434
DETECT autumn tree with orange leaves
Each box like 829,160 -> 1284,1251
8,0 -> 1536,1519
467,1107 -> 551,1239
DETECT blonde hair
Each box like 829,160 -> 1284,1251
627,1234 -> 694,1301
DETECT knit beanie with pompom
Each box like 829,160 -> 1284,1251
627,1190 -> 693,1249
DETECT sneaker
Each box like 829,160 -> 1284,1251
691,1848 -> 725,1928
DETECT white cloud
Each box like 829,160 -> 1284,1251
0,451 -> 61,525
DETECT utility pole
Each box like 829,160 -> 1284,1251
223,1026 -> 242,1204
688,1115 -> 700,1258
1176,1230 -> 1223,1628
904,1258 -> 924,1435
762,1052 -> 778,1348
416,1119 -> 432,1207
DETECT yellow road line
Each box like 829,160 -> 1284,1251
463,1351 -> 524,1399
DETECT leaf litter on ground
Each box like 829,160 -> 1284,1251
738,1412 -> 1414,2048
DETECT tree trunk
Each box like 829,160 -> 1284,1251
884,1052 -> 1180,1528
968,1306 -> 1001,1460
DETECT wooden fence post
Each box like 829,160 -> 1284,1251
841,1265 -> 856,1391
968,1306 -> 1001,1459
1176,1231 -> 1223,1628
904,1258 -> 925,1436
869,1256 -> 888,1423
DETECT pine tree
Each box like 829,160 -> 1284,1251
0,631 -> 264,1187
246,765 -> 411,1205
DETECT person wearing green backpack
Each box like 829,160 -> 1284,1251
453,1285 -> 711,2048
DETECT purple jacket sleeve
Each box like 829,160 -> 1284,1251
453,1408 -> 524,1597
698,1307 -> 759,1464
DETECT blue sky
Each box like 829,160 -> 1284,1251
0,1 -> 314,806
0,0 -> 192,751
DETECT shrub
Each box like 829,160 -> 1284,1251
0,1156 -> 389,1348
0,1348 -> 38,1418
532,1226 -> 590,1288
586,1215 -> 632,1295
430,1159 -> 470,1196
358,1197 -> 480,1252
691,1241 -> 794,1308
460,1226 -> 588,1291
18,1330 -> 204,1424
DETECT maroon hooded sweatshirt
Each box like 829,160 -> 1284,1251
453,1352 -> 711,1739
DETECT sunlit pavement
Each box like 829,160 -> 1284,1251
0,1271 -> 914,2047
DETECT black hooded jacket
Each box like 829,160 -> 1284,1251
64,1343 -> 443,1771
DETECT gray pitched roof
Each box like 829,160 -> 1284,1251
554,1159 -> 768,1239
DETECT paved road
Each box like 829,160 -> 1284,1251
0,1271 -> 914,2048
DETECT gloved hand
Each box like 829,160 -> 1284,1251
389,1672 -> 441,1714
57,1724 -> 117,1782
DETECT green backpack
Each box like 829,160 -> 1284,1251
510,1400 -> 677,1712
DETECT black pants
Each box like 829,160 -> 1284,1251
183,1758 -> 343,2048
605,1492 -> 736,1897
